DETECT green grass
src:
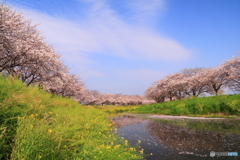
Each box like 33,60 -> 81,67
0,75 -> 143,160
129,95 -> 240,117
91,105 -> 141,114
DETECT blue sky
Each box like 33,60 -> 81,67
5,0 -> 240,95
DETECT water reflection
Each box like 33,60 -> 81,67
112,115 -> 144,127
112,115 -> 240,160
148,120 -> 240,155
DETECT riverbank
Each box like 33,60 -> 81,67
129,94 -> 240,118
0,75 -> 143,160
124,113 -> 227,119
96,94 -> 240,118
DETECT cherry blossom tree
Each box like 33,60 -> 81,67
145,83 -> 166,103
222,55 -> 240,92
145,66 -> 229,103
199,66 -> 230,95
1,3 -> 87,101
1,4 -> 66,85
180,68 -> 208,97
83,91 -> 153,105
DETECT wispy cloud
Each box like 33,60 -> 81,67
126,0 -> 166,23
7,0 -> 193,94
12,0 -> 192,62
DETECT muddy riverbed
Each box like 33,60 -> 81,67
112,114 -> 240,160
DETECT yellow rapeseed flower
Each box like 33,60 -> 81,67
38,155 -> 42,158
114,145 -> 120,149
48,129 -> 53,133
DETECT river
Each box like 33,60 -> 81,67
112,114 -> 240,160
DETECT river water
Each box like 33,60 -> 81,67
112,115 -> 240,160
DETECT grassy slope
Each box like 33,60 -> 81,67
94,95 -> 240,118
130,95 -> 240,117
0,75 -> 143,160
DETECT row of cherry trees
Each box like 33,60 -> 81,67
0,3 -> 86,100
145,55 -> 240,103
83,90 -> 154,105
1,3 -> 153,105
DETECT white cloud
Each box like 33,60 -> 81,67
127,0 -> 166,23
14,0 -> 192,63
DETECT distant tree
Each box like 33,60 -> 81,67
180,68 -> 208,97
163,73 -> 187,100
222,55 -> 240,92
145,83 -> 166,103
198,66 -> 230,95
